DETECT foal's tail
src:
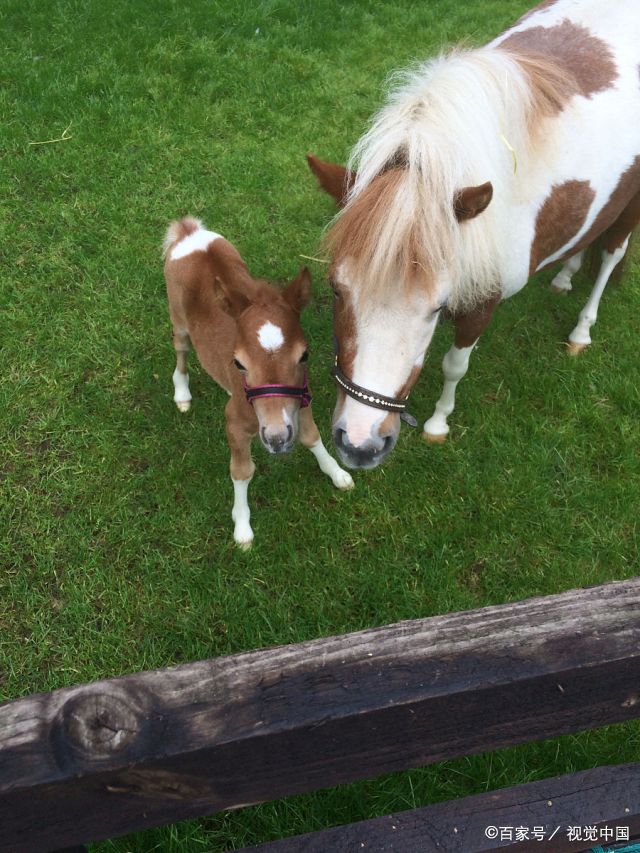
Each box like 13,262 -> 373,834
162,216 -> 202,257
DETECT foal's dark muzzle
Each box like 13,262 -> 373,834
332,428 -> 396,470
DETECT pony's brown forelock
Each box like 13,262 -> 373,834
324,167 -> 435,298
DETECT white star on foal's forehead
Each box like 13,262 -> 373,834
257,322 -> 284,352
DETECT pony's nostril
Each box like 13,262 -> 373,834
333,427 -> 348,450
286,424 -> 293,443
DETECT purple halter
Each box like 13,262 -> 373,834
243,370 -> 312,409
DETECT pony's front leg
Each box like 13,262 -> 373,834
423,295 -> 499,443
423,343 -> 476,442
550,251 -> 584,293
299,407 -> 354,490
226,401 -> 257,549
567,237 -> 629,354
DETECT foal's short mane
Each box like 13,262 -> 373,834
325,47 -> 575,311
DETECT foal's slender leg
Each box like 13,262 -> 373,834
226,402 -> 257,549
423,295 -> 500,443
550,251 -> 584,293
172,330 -> 192,412
567,237 -> 629,354
298,407 -> 354,489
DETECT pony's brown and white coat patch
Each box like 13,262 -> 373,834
323,0 -> 640,469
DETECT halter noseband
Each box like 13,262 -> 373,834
331,348 -> 417,427
331,357 -> 409,412
243,370 -> 312,409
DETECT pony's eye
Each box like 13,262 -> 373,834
299,350 -> 309,363
233,358 -> 246,371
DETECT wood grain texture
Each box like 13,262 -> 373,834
1,578 -> 639,852
241,763 -> 640,852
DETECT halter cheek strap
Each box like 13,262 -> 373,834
243,370 -> 312,408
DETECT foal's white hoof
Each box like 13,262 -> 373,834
175,400 -> 191,412
333,469 -> 355,490
234,531 -> 254,550
423,431 -> 448,444
233,519 -> 254,550
566,341 -> 589,356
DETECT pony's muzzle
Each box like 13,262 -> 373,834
332,427 -> 395,470
260,424 -> 294,455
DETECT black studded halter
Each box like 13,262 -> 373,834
330,341 -> 417,427
331,357 -> 409,412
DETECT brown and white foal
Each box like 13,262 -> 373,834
163,217 -> 353,548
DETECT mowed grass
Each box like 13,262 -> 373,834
1,0 -> 639,850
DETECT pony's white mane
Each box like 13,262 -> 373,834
334,47 -> 566,311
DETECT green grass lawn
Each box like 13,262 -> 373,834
1,0 -> 639,849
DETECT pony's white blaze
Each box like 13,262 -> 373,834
257,321 -> 285,352
170,228 -> 222,260
342,289 -> 441,448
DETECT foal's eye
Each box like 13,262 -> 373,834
233,358 -> 246,371
299,350 -> 309,363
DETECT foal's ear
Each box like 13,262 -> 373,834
212,276 -> 250,318
306,153 -> 355,208
283,266 -> 312,314
454,182 -> 493,221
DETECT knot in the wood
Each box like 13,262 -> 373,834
51,685 -> 156,771
67,693 -> 139,753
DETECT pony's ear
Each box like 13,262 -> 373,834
282,266 -> 312,314
306,153 -> 355,208
212,276 -> 250,318
454,182 -> 493,221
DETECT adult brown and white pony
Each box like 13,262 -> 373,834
313,0 -> 640,470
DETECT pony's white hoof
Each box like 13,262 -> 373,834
234,524 -> 254,550
423,431 -> 448,444
333,469 -> 355,490
175,400 -> 191,412
566,341 -> 589,356
550,272 -> 572,293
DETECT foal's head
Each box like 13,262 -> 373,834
215,268 -> 312,454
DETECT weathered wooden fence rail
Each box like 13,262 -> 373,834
1,578 -> 639,852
